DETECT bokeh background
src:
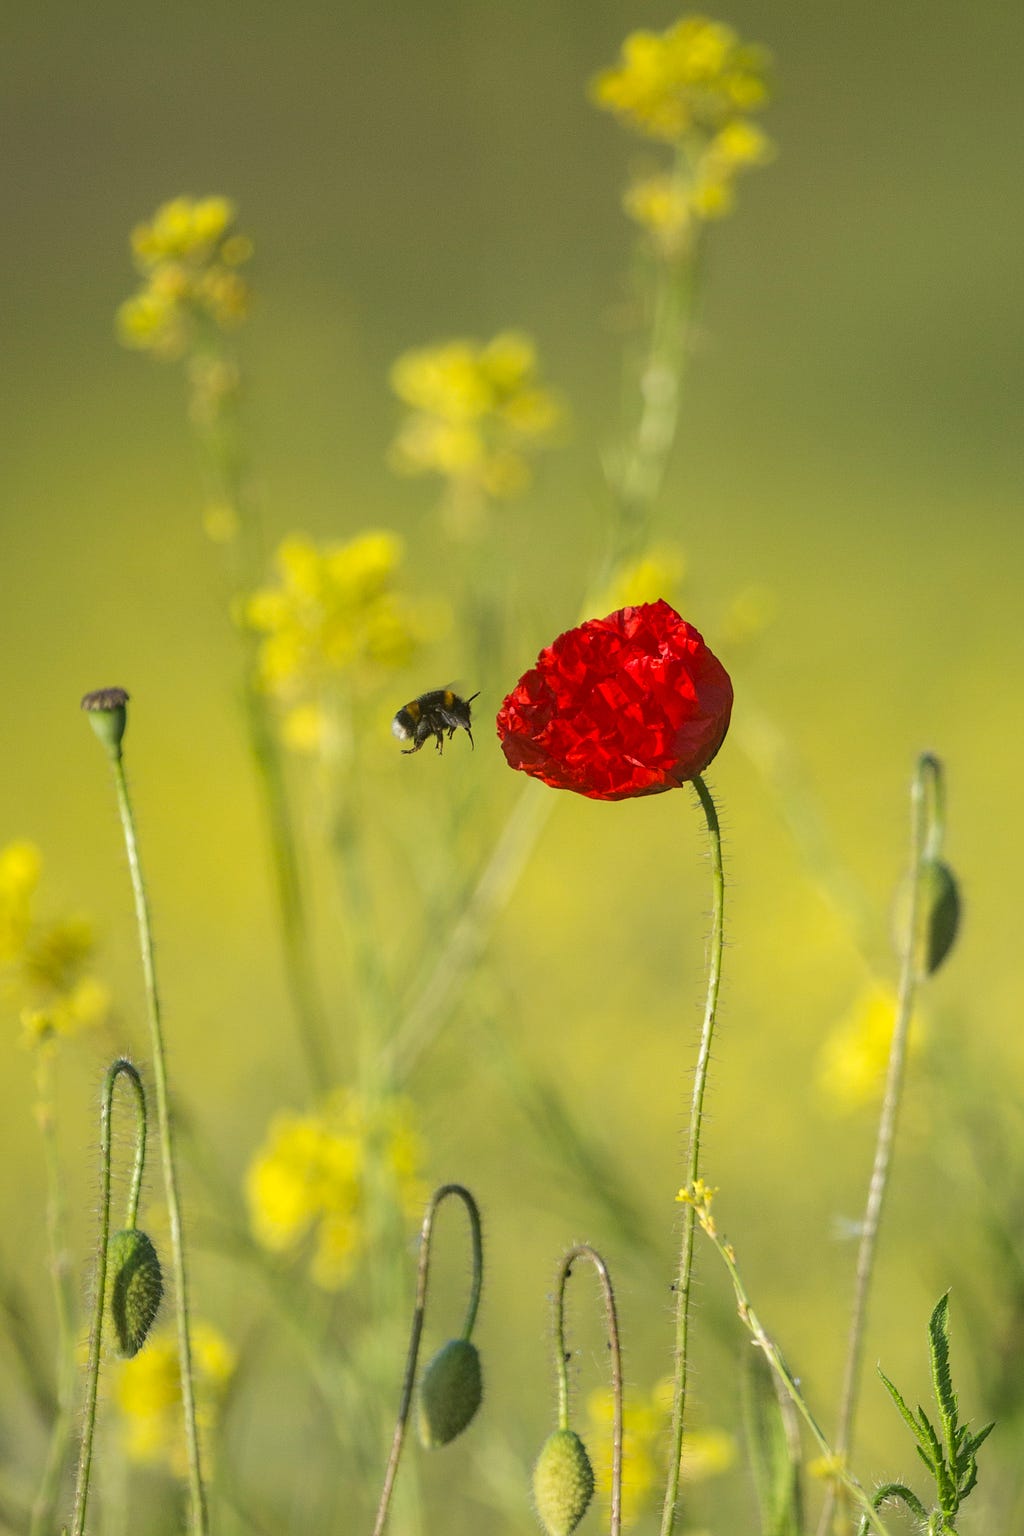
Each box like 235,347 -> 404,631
2,2 -> 1022,1532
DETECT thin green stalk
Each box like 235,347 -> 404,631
108,751 -> 209,1536
190,331 -> 333,1101
821,757 -> 941,1535
70,1058 -> 147,1536
683,1186 -> 893,1536
372,1185 -> 483,1536
552,1246 -> 623,1536
660,773 -> 725,1536
30,1049 -> 77,1536
244,681 -> 334,1093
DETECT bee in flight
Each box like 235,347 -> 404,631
392,689 -> 480,755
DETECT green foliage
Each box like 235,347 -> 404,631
741,1349 -> 803,1536
865,1294 -> 994,1535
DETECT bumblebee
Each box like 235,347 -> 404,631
392,689 -> 480,755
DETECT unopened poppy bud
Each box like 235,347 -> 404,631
532,1428 -> 595,1536
417,1337 -> 483,1448
895,858 -> 961,977
81,688 -> 129,759
108,1228 -> 163,1357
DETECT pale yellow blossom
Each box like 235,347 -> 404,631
246,1088 -> 427,1289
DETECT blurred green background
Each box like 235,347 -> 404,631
2,1 -> 1022,1531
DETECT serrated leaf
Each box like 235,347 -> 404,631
916,1405 -> 945,1470
962,1421 -> 995,1461
928,1294 -> 958,1439
878,1367 -> 933,1460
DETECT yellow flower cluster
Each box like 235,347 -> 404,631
817,983 -> 925,1112
389,331 -> 561,504
245,1088 -> 426,1289
592,545 -> 687,617
587,1378 -> 735,1527
592,17 -> 772,256
242,531 -> 438,751
115,1321 -> 236,1473
0,841 -> 108,1047
117,196 -> 253,358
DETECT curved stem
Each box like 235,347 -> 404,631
70,1059 -> 146,1536
660,774 -> 725,1536
110,755 -> 208,1536
821,754 -> 943,1534
552,1245 -> 623,1536
372,1185 -> 483,1536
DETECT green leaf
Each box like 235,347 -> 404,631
928,1294 -> 958,1441
962,1421 -> 995,1462
878,1367 -> 934,1463
741,1349 -> 803,1536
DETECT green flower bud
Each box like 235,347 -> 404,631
532,1428 -> 595,1536
895,858 -> 961,977
81,687 -> 129,759
108,1228 -> 163,1358
417,1337 -> 483,1448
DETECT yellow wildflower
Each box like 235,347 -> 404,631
623,172 -> 695,254
389,331 -> 561,505
115,1321 -> 235,1474
587,1378 -> 735,1527
118,195 -> 253,359
242,531 -> 441,734
594,546 -> 686,615
817,983 -> 926,1112
245,1088 -> 427,1290
0,841 -> 108,1045
591,17 -> 770,142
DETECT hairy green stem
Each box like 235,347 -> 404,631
70,1059 -> 147,1536
372,1185 -> 483,1536
553,1245 -> 623,1536
109,754 -> 208,1536
829,761 -> 939,1505
820,754 -> 943,1535
660,774 -> 725,1536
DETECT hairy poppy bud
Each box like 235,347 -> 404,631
108,1228 -> 163,1357
81,687 -> 129,760
895,858 -> 961,977
497,601 -> 732,800
532,1428 -> 595,1536
418,1338 -> 483,1448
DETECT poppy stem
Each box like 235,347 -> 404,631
372,1184 -> 482,1536
659,773 -> 725,1536
70,1059 -> 147,1536
551,1245 -> 624,1536
818,754 -> 943,1536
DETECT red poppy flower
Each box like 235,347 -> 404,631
495,601 -> 732,801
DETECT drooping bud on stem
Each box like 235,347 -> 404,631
533,1244 -> 622,1536
108,1228 -> 163,1358
372,1184 -> 485,1536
